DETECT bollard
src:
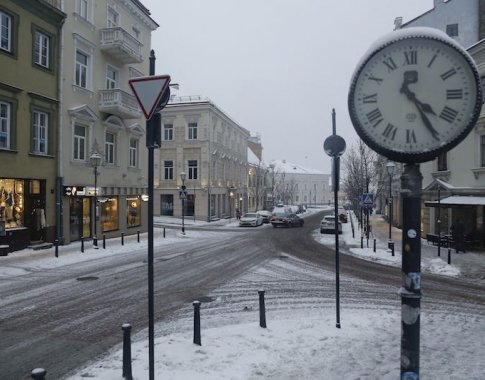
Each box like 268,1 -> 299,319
55,239 -> 59,258
93,236 -> 98,249
373,238 -> 376,253
360,236 -> 363,249
390,241 -> 395,257
448,245 -> 451,265
163,227 -> 166,238
31,368 -> 46,380
122,323 -> 133,380
121,232 -> 124,246
366,237 -> 369,248
103,234 -> 106,249
258,289 -> 267,328
81,237 -> 84,253
193,301 -> 201,345
137,230 -> 140,243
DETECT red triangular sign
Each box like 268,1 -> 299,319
129,75 -> 171,119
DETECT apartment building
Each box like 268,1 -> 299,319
157,96 -> 250,221
0,0 -> 65,252
58,0 -> 158,244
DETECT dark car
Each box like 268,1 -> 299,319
271,212 -> 304,228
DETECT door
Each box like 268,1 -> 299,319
69,197 -> 91,241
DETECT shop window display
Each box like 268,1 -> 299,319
101,196 -> 118,232
127,196 -> 141,227
0,179 -> 24,229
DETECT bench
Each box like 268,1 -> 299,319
426,234 -> 448,246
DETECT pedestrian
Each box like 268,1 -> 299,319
450,218 -> 465,253
236,208 -> 241,220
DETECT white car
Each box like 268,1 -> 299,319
256,210 -> 272,223
239,213 -> 263,227
320,215 -> 342,234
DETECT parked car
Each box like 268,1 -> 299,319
320,215 -> 342,234
239,213 -> 263,227
257,210 -> 272,224
271,212 -> 304,228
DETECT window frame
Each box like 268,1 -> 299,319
187,122 -> 198,140
107,6 -> 119,28
0,100 -> 11,149
129,137 -> 138,168
188,160 -> 198,180
106,64 -> 118,89
163,123 -> 173,141
105,131 -> 116,165
75,49 -> 89,89
446,23 -> 459,37
164,160 -> 174,180
73,124 -> 87,161
437,153 -> 448,171
33,29 -> 50,69
32,110 -> 49,155
0,9 -> 12,53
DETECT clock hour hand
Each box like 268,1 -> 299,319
400,71 -> 440,140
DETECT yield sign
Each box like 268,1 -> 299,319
129,75 -> 171,119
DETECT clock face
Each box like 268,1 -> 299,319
348,30 -> 482,163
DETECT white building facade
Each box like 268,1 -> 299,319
156,96 -> 250,221
58,0 -> 158,244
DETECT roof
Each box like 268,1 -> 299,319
271,160 -> 326,175
426,196 -> 485,207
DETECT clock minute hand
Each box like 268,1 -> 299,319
400,80 -> 440,140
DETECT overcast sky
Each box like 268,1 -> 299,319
143,0 -> 433,173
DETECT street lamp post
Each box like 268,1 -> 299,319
180,171 -> 186,235
229,189 -> 234,221
90,149 -> 102,249
386,161 -> 396,249
269,163 -> 275,208
437,184 -> 441,257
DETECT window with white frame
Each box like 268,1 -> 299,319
188,160 -> 198,179
163,123 -> 173,141
437,153 -> 447,171
73,124 -> 86,161
107,6 -> 118,27
77,0 -> 89,20
480,135 -> 485,167
0,101 -> 11,149
188,122 -> 198,140
75,50 -> 89,88
105,132 -> 116,165
106,65 -> 117,89
129,137 -> 138,167
164,160 -> 173,180
33,110 -> 48,154
34,30 -> 49,68
0,10 -> 11,53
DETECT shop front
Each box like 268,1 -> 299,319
0,178 -> 48,252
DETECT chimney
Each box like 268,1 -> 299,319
394,17 -> 403,30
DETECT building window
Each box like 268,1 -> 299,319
101,196 -> 118,232
77,0 -> 89,20
480,135 -> 485,167
164,160 -> 173,180
127,196 -> 141,227
33,30 -> 49,68
105,132 -> 115,165
188,122 -> 198,140
0,10 -> 11,53
0,101 -> 11,149
188,160 -> 198,180
106,65 -> 117,89
446,23 -> 458,37
129,138 -> 138,167
33,110 -> 48,154
107,6 -> 118,27
437,153 -> 447,171
132,26 -> 140,41
75,50 -> 89,88
73,124 -> 86,161
163,123 -> 173,141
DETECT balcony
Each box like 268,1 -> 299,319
98,89 -> 142,119
100,27 -> 143,64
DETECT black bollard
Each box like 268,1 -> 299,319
81,237 -> 84,253
31,368 -> 46,380
137,230 -> 140,243
360,236 -> 363,249
448,245 -> 451,265
121,232 -> 124,246
54,239 -> 59,258
390,241 -> 395,257
103,234 -> 106,249
93,236 -> 98,249
366,237 -> 369,248
193,301 -> 201,345
258,289 -> 267,328
163,227 -> 166,238
373,238 -> 376,252
122,323 -> 133,380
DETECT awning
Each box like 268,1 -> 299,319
425,195 -> 485,207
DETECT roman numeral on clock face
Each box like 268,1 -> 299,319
382,57 -> 397,72
446,89 -> 463,99
366,108 -> 383,127
406,129 -> 417,144
382,123 -> 397,140
439,106 -> 458,123
403,51 -> 417,65
441,68 -> 457,81
363,94 -> 377,104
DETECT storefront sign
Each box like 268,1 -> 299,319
63,186 -> 85,196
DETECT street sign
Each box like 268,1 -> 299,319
129,75 -> 171,119
363,193 -> 373,205
179,190 -> 187,199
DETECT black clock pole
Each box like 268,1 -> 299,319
400,163 -> 422,378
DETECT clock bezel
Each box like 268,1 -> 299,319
348,28 -> 482,164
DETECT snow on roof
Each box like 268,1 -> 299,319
270,159 -> 327,175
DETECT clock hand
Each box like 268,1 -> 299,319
400,72 -> 440,140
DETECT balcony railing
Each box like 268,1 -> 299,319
98,89 -> 142,119
100,27 -> 143,64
